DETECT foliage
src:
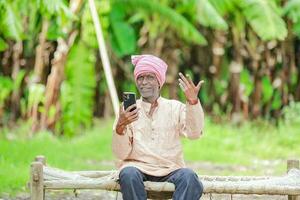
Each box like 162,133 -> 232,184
58,42 -> 96,137
282,101 -> 300,126
283,0 -> 300,36
0,0 -> 300,135
113,0 -> 207,45
239,0 -> 287,40
109,3 -> 137,57
197,0 -> 228,30
0,1 -> 23,40
0,76 -> 13,108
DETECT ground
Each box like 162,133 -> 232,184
0,190 -> 287,200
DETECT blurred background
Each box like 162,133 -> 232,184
0,0 -> 300,199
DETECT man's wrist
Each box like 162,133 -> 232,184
187,98 -> 198,105
116,122 -> 127,135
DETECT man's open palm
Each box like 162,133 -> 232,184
178,72 -> 204,103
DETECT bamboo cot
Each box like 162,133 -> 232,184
30,156 -> 300,200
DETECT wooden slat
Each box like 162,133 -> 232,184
44,179 -> 300,195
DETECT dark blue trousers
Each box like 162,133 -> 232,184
119,166 -> 203,200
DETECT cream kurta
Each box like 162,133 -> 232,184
112,97 -> 204,177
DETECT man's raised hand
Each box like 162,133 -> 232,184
178,72 -> 204,104
116,104 -> 139,135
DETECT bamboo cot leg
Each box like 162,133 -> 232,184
30,162 -> 44,200
35,155 -> 46,165
287,159 -> 299,200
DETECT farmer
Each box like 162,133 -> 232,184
112,54 -> 205,200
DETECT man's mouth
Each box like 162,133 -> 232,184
141,87 -> 151,91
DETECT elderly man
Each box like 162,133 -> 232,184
112,54 -> 205,200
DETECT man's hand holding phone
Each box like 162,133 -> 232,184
116,93 -> 139,135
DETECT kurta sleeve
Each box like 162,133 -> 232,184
111,118 -> 133,160
178,100 -> 204,139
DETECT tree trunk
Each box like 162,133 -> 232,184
281,20 -> 296,104
229,27 -> 243,121
41,34 -> 77,130
33,20 -> 49,83
40,0 -> 83,131
252,69 -> 263,118
1,42 -> 13,76
10,41 -> 23,120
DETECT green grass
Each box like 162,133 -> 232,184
183,118 -> 300,175
0,118 -> 299,196
0,119 -> 114,196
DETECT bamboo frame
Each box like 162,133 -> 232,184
30,156 -> 300,200
287,159 -> 300,200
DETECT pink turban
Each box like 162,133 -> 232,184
131,54 -> 168,86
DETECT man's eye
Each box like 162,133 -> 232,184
148,76 -> 155,81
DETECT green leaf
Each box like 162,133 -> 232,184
0,3 -> 23,40
239,0 -> 287,41
240,69 -> 254,97
109,2 -> 126,21
27,83 -> 45,111
60,42 -> 96,136
197,0 -> 228,30
47,20 -> 66,40
208,0 -> 237,16
13,70 -> 26,91
283,0 -> 300,23
41,0 -> 77,24
113,0 -> 207,45
214,79 -> 227,96
80,4 -> 98,48
293,22 -> 300,36
271,90 -> 281,110
261,76 -> 273,103
0,37 -> 8,52
0,76 -> 13,106
110,20 -> 137,57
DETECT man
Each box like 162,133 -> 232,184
112,54 -> 205,200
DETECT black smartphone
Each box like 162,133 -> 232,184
123,92 -> 136,112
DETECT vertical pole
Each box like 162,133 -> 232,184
287,159 -> 299,200
88,0 -> 120,116
35,155 -> 46,165
30,162 -> 44,200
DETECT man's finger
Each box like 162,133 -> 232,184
127,109 -> 140,118
179,82 -> 186,92
128,113 -> 139,121
130,117 -> 139,123
178,78 -> 187,89
125,104 -> 137,112
196,80 -> 205,90
179,72 -> 190,86
186,74 -> 196,87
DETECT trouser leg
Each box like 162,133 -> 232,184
164,168 -> 203,200
119,166 -> 147,200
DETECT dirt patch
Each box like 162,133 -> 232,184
2,190 -> 287,200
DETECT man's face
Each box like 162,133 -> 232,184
136,72 -> 160,99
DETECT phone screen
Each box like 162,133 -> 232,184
123,92 -> 136,111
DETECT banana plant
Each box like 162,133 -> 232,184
112,0 -> 207,45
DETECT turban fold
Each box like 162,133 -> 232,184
131,54 -> 168,86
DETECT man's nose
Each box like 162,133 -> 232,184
142,78 -> 148,84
